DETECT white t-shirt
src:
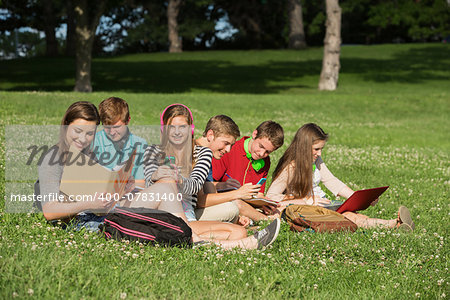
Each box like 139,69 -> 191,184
312,165 -> 327,198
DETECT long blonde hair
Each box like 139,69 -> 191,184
160,104 -> 194,174
272,123 -> 328,198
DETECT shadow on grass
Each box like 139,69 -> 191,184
342,45 -> 450,84
0,45 -> 448,93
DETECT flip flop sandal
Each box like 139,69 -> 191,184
398,206 -> 415,231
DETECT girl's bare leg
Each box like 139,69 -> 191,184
342,212 -> 396,229
124,181 -> 279,250
213,235 -> 258,250
189,221 -> 247,240
189,229 -> 258,249
210,218 -> 281,250
233,200 -> 270,221
125,182 -> 254,246
126,181 -> 186,220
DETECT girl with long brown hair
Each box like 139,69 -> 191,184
39,101 -> 115,226
267,123 -> 415,230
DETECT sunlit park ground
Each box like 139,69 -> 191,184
0,43 -> 449,298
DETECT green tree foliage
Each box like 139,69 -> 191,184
0,0 -> 65,55
96,0 -> 220,54
0,30 -> 45,57
213,0 -> 288,49
301,0 -> 450,45
179,0 -> 221,50
300,0 -> 326,45
366,0 -> 450,42
1,0 -> 449,57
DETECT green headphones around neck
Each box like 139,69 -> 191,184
244,138 -> 265,172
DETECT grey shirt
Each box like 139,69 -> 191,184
38,147 -> 64,202
37,147 -> 96,202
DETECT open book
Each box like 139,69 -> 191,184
59,145 -> 136,203
244,197 -> 279,208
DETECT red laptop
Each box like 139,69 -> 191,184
330,186 -> 389,214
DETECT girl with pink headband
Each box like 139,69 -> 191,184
129,103 -> 281,249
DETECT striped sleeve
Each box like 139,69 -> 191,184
180,146 -> 212,196
143,144 -> 162,187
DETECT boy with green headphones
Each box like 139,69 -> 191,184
211,120 -> 284,221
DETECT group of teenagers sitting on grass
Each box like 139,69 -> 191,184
37,97 -> 415,250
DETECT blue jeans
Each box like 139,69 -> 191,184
71,213 -> 106,232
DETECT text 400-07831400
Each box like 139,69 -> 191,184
125,192 -> 183,202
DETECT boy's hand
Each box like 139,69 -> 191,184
124,176 -> 135,194
236,183 -> 260,200
217,178 -> 241,191
237,215 -> 251,228
261,203 -> 280,215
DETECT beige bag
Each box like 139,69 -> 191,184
282,205 -> 358,233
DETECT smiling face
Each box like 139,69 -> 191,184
104,119 -> 128,142
167,115 -> 190,146
206,130 -> 235,159
312,140 -> 326,162
66,118 -> 97,151
249,131 -> 276,160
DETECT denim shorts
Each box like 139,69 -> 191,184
72,213 -> 106,232
184,209 -> 197,222
182,201 -> 197,222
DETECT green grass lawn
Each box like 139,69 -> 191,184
0,44 -> 449,299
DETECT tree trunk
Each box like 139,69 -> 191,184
42,0 -> 58,56
73,0 -> 106,92
167,0 -> 182,53
65,0 -> 76,56
288,0 -> 306,49
318,0 -> 341,91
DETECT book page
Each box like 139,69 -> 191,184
59,146 -> 136,201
